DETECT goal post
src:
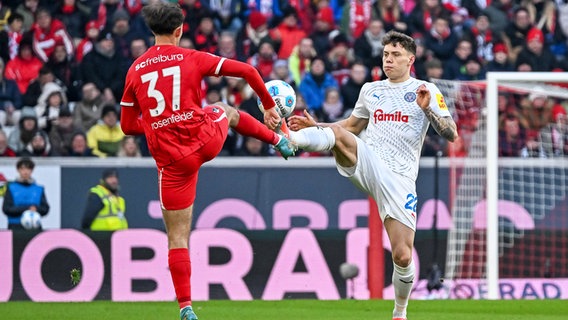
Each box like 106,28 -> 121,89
433,72 -> 568,300
486,72 -> 568,299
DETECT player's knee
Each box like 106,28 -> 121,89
392,248 -> 412,267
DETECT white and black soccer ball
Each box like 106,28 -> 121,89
257,80 -> 296,117
21,210 -> 41,230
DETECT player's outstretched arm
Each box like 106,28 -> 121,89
120,105 -> 145,135
416,84 -> 458,142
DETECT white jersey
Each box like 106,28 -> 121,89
352,77 -> 451,180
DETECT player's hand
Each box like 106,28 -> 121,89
264,107 -> 281,131
288,110 -> 317,130
416,84 -> 431,110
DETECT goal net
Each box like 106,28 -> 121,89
432,73 -> 568,299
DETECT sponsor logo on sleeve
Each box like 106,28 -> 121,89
436,94 -> 448,110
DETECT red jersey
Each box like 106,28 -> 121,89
120,45 -> 276,167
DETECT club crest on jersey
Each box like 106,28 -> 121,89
212,107 -> 220,113
373,109 -> 409,123
436,93 -> 448,110
404,92 -> 417,102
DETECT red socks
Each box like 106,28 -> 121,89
168,248 -> 192,309
234,111 -> 280,145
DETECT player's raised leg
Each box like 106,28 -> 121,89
213,102 -> 296,159
384,218 -> 416,320
291,124 -> 359,167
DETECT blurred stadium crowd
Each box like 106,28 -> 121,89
0,0 -> 566,159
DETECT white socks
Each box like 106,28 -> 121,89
392,260 -> 415,319
289,127 -> 335,151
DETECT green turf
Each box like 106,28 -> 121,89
0,299 -> 566,319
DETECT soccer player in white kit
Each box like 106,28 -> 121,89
288,31 -> 458,320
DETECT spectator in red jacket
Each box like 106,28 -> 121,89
4,40 -> 43,94
75,20 -> 100,63
270,7 -> 306,59
31,7 -> 74,63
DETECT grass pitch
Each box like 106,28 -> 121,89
0,299 -> 566,319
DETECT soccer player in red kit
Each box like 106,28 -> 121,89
119,3 -> 295,320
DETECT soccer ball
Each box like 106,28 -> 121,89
21,210 -> 41,230
257,80 -> 296,117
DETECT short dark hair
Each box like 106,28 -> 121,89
8,12 -> 24,25
382,31 -> 416,55
142,2 -> 184,36
17,157 -> 35,170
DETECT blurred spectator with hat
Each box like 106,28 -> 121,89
311,6 -> 338,56
111,8 -> 138,61
245,0 -> 283,27
7,107 -> 39,155
20,130 -> 52,157
486,42 -> 514,72
52,0 -> 91,41
540,103 -> 568,157
86,104 -> 124,158
286,0 -> 315,34
46,39 -> 82,102
31,7 -> 74,63
81,30 -> 126,106
270,6 -> 306,59
36,86 -> 68,133
353,19 -> 386,70
515,27 -> 560,72
76,20 -> 101,63
2,157 -> 50,230
81,167 -> 128,231
236,10 -> 269,58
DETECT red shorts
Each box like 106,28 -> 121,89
159,105 -> 228,210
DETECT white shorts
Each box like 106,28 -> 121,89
336,135 -> 417,231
